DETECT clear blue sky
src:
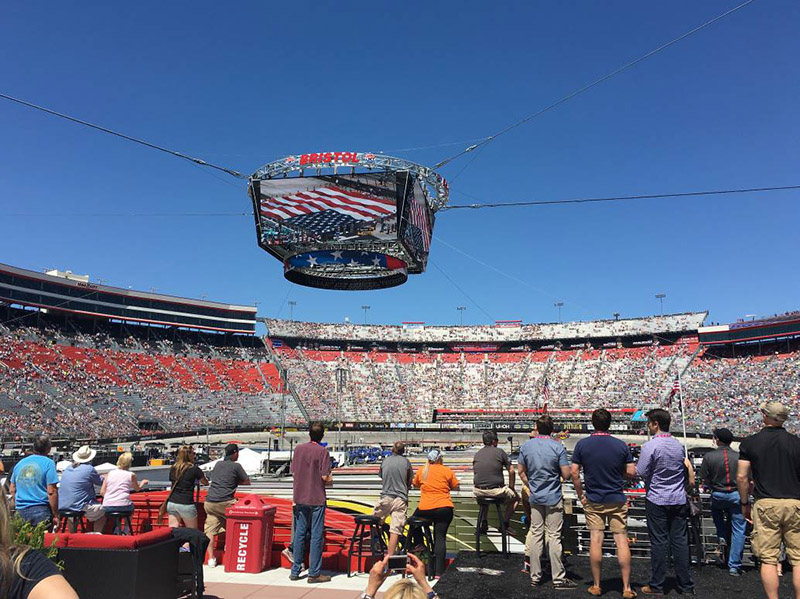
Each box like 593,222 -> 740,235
1,1 -> 798,328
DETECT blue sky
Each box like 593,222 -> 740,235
1,1 -> 798,328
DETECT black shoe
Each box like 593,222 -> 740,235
677,588 -> 696,596
553,579 -> 578,590
729,569 -> 743,577
289,574 -> 300,581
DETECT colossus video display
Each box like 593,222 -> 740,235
254,171 -> 433,265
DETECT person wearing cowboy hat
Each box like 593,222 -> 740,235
59,445 -> 105,532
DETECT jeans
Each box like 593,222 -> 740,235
291,504 -> 326,578
710,490 -> 746,571
645,500 -> 694,592
412,506 -> 453,576
18,505 -> 53,527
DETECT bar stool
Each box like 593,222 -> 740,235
400,516 -> 436,579
347,514 -> 386,577
475,496 -> 508,556
58,510 -> 87,533
105,509 -> 134,535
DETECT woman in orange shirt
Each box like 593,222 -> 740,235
411,449 -> 460,576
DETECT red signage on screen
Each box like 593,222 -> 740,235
299,152 -> 360,166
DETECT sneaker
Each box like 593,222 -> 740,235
308,574 -> 331,584
282,547 -> 294,562
553,579 -> 578,591
531,578 -> 543,587
207,557 -> 217,568
729,568 -> 742,577
289,573 -> 300,581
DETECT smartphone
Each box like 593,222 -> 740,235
386,554 -> 408,573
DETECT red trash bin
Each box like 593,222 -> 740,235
223,494 -> 277,573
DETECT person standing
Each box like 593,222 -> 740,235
636,409 -> 695,596
9,435 -> 59,528
203,444 -> 250,567
290,422 -> 333,584
58,445 -> 105,532
165,445 -> 208,530
472,431 -> 518,530
517,415 -> 577,590
412,448 -> 460,577
700,427 -> 745,576
373,441 -> 414,555
737,401 -> 800,599
571,409 -> 637,598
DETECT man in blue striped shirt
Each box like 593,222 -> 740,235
636,409 -> 695,596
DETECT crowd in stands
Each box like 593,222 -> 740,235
2,309 -> 798,439
682,351 -> 800,435
265,312 -> 708,344
0,321 -> 301,439
274,339 -> 699,423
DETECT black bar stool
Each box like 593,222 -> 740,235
58,510 -> 87,533
401,516 -> 436,579
347,514 -> 386,576
105,509 -> 134,535
475,496 -> 508,556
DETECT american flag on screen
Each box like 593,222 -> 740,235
542,377 -> 550,412
258,185 -> 394,223
407,188 -> 431,252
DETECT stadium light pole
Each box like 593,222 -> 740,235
288,300 -> 296,321
457,306 -> 466,325
362,305 -> 371,324
613,312 -> 620,321
655,293 -> 666,315
555,302 -> 564,323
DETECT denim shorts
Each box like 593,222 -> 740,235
18,505 -> 53,526
167,501 -> 198,520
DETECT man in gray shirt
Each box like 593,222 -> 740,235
373,441 -> 414,554
473,431 -> 518,530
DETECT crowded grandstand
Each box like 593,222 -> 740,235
1,262 -> 798,440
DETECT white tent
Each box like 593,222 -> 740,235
200,447 -> 266,477
94,462 -> 117,475
56,460 -> 73,473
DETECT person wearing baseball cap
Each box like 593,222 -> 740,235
738,401 -> 800,599
700,428 -> 745,576
203,443 -> 250,567
410,447 -> 460,577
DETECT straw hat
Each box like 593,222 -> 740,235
72,445 -> 97,464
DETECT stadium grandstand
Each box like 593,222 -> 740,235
1,261 -> 797,440
265,310 -> 800,436
0,262 -> 306,440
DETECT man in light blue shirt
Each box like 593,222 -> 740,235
59,445 -> 106,532
10,435 -> 59,527
517,416 -> 576,590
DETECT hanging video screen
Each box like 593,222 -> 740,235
255,172 -> 401,246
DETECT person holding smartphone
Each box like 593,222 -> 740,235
360,554 -> 440,599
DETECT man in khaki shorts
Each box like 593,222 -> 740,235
571,409 -> 637,598
204,444 -> 250,567
738,401 -> 800,599
373,441 -> 414,555
473,431 -> 518,531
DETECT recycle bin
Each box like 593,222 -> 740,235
223,494 -> 277,573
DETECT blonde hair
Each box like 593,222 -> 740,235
0,491 -> 30,597
117,452 -> 133,469
384,579 -> 426,599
